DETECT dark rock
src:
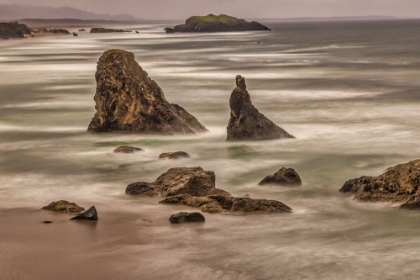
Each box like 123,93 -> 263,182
259,167 -> 302,186
0,21 -> 31,39
159,151 -> 190,159
73,32 -> 78,36
42,200 -> 85,213
70,206 -> 98,220
339,159 -> 420,209
43,221 -> 53,224
169,212 -> 205,223
135,31 -> 139,34
164,27 -> 175,33
172,14 -> 271,33
160,194 -> 292,214
126,167 -> 229,197
114,146 -> 143,153
87,49 -> 207,134
52,29 -> 70,34
227,75 -> 294,141
79,29 -> 86,31
90,28 -> 127,33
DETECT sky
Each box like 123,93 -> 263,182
1,0 -> 419,19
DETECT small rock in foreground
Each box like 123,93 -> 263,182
159,151 -> 190,159
43,221 -> 53,224
114,146 -> 143,153
169,212 -> 205,223
42,200 -> 85,213
259,167 -> 302,186
70,206 -> 98,221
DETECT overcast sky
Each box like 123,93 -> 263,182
1,0 -> 419,19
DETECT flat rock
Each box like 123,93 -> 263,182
259,167 -> 302,186
169,212 -> 205,223
42,200 -> 85,213
87,49 -> 207,134
227,75 -> 294,141
70,206 -> 98,220
159,151 -> 190,159
126,167 -> 230,197
339,159 -> 420,209
114,146 -> 143,153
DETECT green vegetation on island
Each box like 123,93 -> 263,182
170,14 -> 271,33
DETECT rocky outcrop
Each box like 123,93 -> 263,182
340,159 -> 420,209
90,28 -> 127,33
127,167 -> 292,214
70,206 -> 98,220
42,200 -> 85,213
126,167 -> 229,197
87,49 -> 207,135
227,75 -> 294,141
114,146 -> 143,153
164,27 -> 175,33
259,168 -> 302,186
159,151 -> 190,159
0,21 -> 31,39
160,194 -> 292,214
172,14 -> 271,33
169,212 -> 205,223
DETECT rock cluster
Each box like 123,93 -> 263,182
259,168 -> 302,186
87,49 -> 207,135
340,159 -> 420,209
169,212 -> 205,223
227,75 -> 294,141
126,167 -> 292,214
42,200 -> 85,213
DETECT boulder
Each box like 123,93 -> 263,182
164,27 -> 175,33
42,200 -> 85,213
259,167 -> 302,186
339,159 -> 420,209
114,146 -> 143,153
87,49 -> 207,134
126,167 -> 229,197
169,212 -> 205,223
159,151 -> 190,159
70,206 -> 98,220
227,75 -> 294,141
160,194 -> 292,214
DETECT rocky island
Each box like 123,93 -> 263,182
87,49 -> 207,134
170,14 -> 271,33
0,21 -> 31,39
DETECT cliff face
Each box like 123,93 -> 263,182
87,49 -> 207,134
227,75 -> 294,141
0,21 -> 31,39
173,14 -> 271,33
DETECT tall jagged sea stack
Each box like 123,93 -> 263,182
88,49 -> 207,134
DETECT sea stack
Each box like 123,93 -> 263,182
226,75 -> 294,141
88,49 -> 207,134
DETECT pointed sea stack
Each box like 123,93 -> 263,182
226,75 -> 294,141
88,50 -> 207,134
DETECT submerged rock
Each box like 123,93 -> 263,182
169,212 -> 205,223
227,75 -> 294,141
114,146 -> 143,153
159,151 -> 190,159
340,159 -> 420,209
90,28 -> 127,33
70,206 -> 98,220
126,167 -> 229,197
87,49 -> 207,135
42,200 -> 85,213
259,167 -> 302,186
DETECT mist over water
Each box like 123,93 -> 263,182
1,20 -> 420,279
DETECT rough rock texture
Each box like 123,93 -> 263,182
87,49 -> 207,135
340,159 -> 420,209
227,75 -> 294,141
259,167 -> 302,186
160,194 -> 292,214
114,146 -> 143,153
90,28 -> 127,33
159,151 -> 190,159
126,167 -> 229,197
169,212 -> 205,223
173,14 -> 271,33
164,27 -> 175,33
127,166 -> 292,214
70,206 -> 98,220
42,200 -> 85,213
0,21 -> 31,39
